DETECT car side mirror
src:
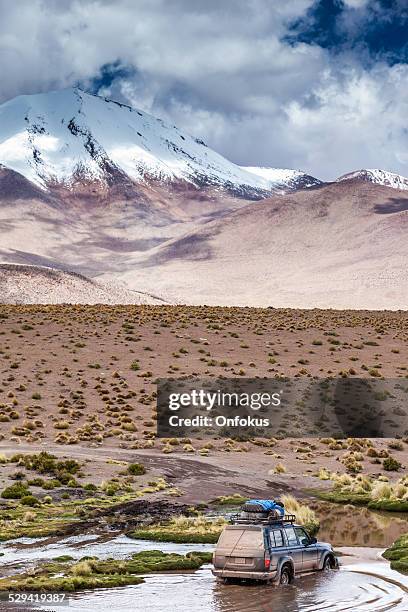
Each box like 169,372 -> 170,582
310,537 -> 317,544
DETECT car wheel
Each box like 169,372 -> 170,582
323,555 -> 335,570
279,565 -> 292,585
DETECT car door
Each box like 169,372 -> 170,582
295,527 -> 318,570
268,528 -> 286,573
283,526 -> 303,572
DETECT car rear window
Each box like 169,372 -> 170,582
270,529 -> 284,547
218,528 -> 264,550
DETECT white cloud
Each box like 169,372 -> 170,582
0,0 -> 406,180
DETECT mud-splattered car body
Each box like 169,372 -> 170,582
212,522 -> 338,584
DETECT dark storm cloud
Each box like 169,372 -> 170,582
287,0 -> 408,65
90,62 -> 138,93
0,0 -> 407,179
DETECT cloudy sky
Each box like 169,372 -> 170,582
0,0 -> 407,179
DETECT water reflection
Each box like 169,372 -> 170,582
313,501 -> 408,548
1,533 -> 214,567
1,502 -> 408,612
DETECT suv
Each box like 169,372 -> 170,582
212,518 -> 338,584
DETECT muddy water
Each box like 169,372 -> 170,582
214,501 -> 408,547
4,555 -> 407,612
1,504 -> 407,612
314,501 -> 408,548
66,564 -> 408,612
1,533 -> 214,567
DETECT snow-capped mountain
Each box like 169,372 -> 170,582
0,87 -> 319,198
337,169 -> 408,191
2,87 -> 408,309
241,166 -> 322,191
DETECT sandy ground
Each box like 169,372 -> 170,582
0,442 -> 304,503
0,305 -> 407,495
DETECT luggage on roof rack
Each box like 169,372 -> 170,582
230,513 -> 297,525
241,499 -> 285,520
229,497 -> 294,525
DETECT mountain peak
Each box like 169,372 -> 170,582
336,169 -> 408,191
241,166 -> 322,191
0,88 -> 319,197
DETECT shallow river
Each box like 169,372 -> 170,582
66,563 -> 408,612
0,504 -> 407,612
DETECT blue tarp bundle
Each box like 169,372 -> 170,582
244,499 -> 285,516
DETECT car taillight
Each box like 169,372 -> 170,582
214,554 -> 225,567
264,555 -> 271,570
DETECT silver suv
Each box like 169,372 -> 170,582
212,518 -> 338,584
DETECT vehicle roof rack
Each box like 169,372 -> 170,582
229,514 -> 297,526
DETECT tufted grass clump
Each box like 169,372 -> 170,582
316,473 -> 408,511
1,482 -> 30,499
280,495 -> 319,536
127,463 -> 146,476
212,493 -> 247,506
130,515 -> 227,544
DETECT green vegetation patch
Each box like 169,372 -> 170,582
314,490 -> 371,507
130,515 -> 226,544
131,529 -> 219,544
314,490 -> 408,512
383,534 -> 408,573
212,493 -> 248,506
127,463 -> 146,476
312,472 -> 408,512
0,550 -> 211,592
1,482 -> 30,500
0,490 -> 167,541
314,489 -> 408,511
368,499 -> 408,512
10,452 -> 81,476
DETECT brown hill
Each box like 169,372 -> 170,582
122,180 -> 408,308
1,170 -> 408,308
0,264 -> 168,305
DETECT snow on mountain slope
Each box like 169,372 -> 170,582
0,88 -> 318,197
337,169 -> 408,191
0,264 -> 169,305
241,166 -> 322,191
